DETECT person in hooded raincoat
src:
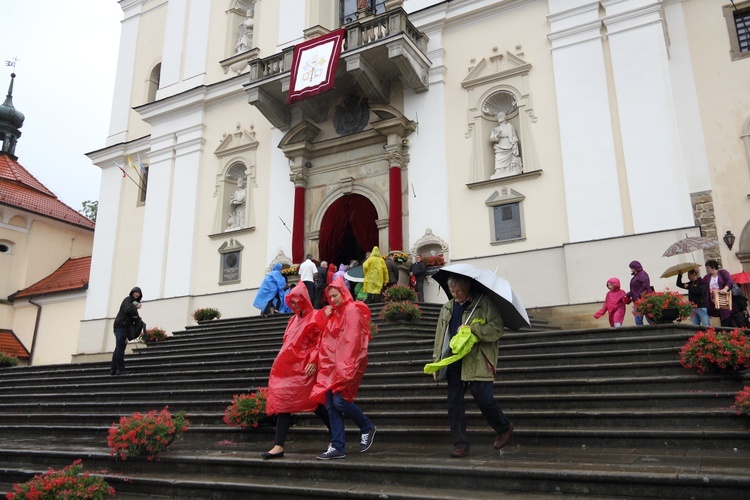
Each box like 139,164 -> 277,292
362,246 -> 389,303
331,263 -> 348,286
262,281 -> 331,459
625,260 -> 653,326
326,263 -> 336,285
593,277 -> 628,327
111,286 -> 143,376
310,277 -> 376,460
253,263 -> 290,316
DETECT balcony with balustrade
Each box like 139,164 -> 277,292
243,7 -> 430,130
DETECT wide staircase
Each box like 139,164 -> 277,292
0,304 -> 749,498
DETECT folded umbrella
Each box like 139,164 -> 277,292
660,262 -> 701,279
432,263 -> 530,330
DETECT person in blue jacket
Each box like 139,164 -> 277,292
254,263 -> 290,316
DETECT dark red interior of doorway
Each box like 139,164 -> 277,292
319,194 -> 378,266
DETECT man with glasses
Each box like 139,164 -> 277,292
432,275 -> 514,458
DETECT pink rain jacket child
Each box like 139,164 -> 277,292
265,281 -> 325,415
310,277 -> 371,404
594,278 -> 628,327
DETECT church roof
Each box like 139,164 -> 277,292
9,256 -> 91,300
0,330 -> 30,359
0,153 -> 95,230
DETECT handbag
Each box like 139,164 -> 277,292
126,317 -> 144,341
731,283 -> 744,298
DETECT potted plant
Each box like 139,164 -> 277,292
633,290 -> 694,323
142,327 -> 167,343
389,251 -> 410,264
6,459 -> 116,499
732,386 -> 750,416
107,406 -> 189,461
193,308 -> 221,322
423,254 -> 446,267
384,284 -> 418,303
679,327 -> 750,375
223,388 -> 269,428
379,301 -> 422,322
0,352 -> 19,368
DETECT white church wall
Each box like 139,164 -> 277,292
266,128 -> 295,263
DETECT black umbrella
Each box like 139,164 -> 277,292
433,263 -> 530,331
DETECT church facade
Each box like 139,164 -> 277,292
79,0 -> 750,354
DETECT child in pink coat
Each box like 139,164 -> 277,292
594,277 -> 629,327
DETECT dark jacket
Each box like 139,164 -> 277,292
114,287 -> 142,328
409,261 -> 427,283
385,258 -> 398,284
314,265 -> 328,288
703,269 -> 735,320
626,260 -> 651,301
676,274 -> 708,308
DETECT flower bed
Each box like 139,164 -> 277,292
633,290 -> 693,322
423,254 -> 445,267
379,301 -> 422,322
281,265 -> 299,276
193,307 -> 221,321
732,386 -> 750,416
224,388 -> 268,428
679,327 -> 750,374
142,327 -> 167,343
107,406 -> 189,461
389,251 -> 410,263
383,284 -> 418,303
6,459 -> 115,499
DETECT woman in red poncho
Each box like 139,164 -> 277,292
262,281 -> 330,459
310,276 -> 376,460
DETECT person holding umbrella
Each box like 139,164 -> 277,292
676,269 -> 709,327
432,274 -> 514,458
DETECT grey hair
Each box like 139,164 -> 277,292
447,275 -> 471,289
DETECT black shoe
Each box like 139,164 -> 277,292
317,447 -> 346,460
450,447 -> 469,458
110,369 -> 117,376
114,370 -> 130,376
260,451 -> 284,459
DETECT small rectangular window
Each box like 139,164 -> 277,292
137,166 -> 149,206
724,2 -> 750,61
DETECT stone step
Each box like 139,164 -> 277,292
1,441 -> 748,499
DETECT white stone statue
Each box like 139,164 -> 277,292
226,178 -> 246,230
235,11 -> 254,54
490,111 -> 522,179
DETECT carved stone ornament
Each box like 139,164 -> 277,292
266,250 -> 293,274
410,228 -> 449,256
333,95 -> 370,136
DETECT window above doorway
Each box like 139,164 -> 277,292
724,1 -> 750,61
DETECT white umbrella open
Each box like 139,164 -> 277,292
432,263 -> 530,330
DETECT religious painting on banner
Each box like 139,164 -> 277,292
287,29 -> 346,105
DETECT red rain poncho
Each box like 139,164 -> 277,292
310,277 -> 371,404
265,281 -> 326,415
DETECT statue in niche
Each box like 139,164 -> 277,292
226,177 -> 247,231
235,10 -> 254,54
490,111 -> 522,179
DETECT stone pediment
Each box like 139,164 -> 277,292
461,51 -> 531,90
214,124 -> 259,158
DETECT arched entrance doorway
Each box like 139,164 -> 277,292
318,194 -> 378,266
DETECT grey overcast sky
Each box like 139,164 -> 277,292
0,1 -> 122,213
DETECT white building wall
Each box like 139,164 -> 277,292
106,1 -> 142,146
604,2 -> 694,233
183,0 -> 211,85
548,2 -> 625,242
266,128 -> 294,263
403,30 -> 451,251
160,0 -> 187,91
163,124 -> 204,297
663,1 -> 712,193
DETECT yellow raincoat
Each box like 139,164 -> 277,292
363,246 -> 389,294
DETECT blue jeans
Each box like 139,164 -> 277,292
634,309 -> 655,326
111,326 -> 128,372
692,307 -> 710,327
325,390 -> 373,452
446,362 -> 510,450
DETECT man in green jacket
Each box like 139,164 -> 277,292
432,275 -> 514,458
